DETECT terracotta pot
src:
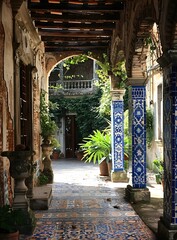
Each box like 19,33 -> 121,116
99,159 -> 109,176
52,151 -> 60,160
0,230 -> 19,240
107,161 -> 112,176
75,151 -> 84,160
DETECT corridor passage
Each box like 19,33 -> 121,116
24,159 -> 156,240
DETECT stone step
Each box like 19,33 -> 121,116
30,185 -> 52,210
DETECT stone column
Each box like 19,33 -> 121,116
125,79 -> 150,203
157,52 -> 177,240
111,89 -> 128,182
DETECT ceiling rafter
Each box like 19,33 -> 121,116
31,12 -> 119,22
28,1 -> 124,12
34,21 -> 116,30
28,0 -> 124,53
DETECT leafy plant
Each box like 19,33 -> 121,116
63,55 -> 88,70
79,130 -> 111,164
124,110 -> 131,158
37,172 -> 49,186
50,90 -> 109,141
0,205 -> 29,233
95,54 -> 128,116
153,157 -> 163,176
146,108 -> 154,148
40,90 -> 58,143
51,138 -> 60,148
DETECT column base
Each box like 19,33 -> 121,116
158,217 -> 177,240
125,184 -> 150,203
111,171 -> 129,182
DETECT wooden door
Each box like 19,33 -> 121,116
65,115 -> 77,158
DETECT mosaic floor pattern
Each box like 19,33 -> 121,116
21,159 -> 156,240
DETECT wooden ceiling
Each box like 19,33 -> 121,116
28,0 -> 124,53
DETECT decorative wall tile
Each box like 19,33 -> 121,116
111,100 -> 124,171
131,86 -> 146,188
163,65 -> 177,225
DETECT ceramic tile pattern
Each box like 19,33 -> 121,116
132,86 -> 146,188
112,100 -> 124,171
163,65 -> 177,224
21,159 -> 156,240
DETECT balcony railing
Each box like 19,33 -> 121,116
49,79 -> 97,96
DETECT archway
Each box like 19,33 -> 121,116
47,54 -> 109,159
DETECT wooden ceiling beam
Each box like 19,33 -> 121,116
45,42 -> 108,47
45,45 -> 107,49
28,2 -> 124,12
45,45 -> 107,52
41,36 -> 110,42
38,29 -> 112,37
34,21 -> 115,30
31,12 -> 119,22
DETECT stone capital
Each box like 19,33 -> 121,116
126,78 -> 146,86
157,50 -> 177,68
111,89 -> 125,101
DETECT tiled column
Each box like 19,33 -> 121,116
111,89 -> 128,182
125,79 -> 150,203
157,53 -> 177,240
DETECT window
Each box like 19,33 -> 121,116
20,62 -> 32,147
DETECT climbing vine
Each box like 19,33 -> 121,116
50,53 -> 128,140
50,90 -> 109,141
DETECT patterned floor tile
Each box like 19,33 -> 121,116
20,159 -> 156,240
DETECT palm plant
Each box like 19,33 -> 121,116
79,130 -> 111,164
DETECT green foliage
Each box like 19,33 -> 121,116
146,108 -> 154,148
145,37 -> 156,51
37,172 -> 49,186
80,130 -> 111,164
40,90 -> 58,141
49,83 -> 63,91
112,60 -> 127,87
51,138 -> 60,148
0,205 -> 30,233
95,54 -> 128,116
50,90 -> 109,140
63,55 -> 88,70
124,110 -> 131,157
98,79 -> 111,116
42,169 -> 53,184
153,156 -> 163,176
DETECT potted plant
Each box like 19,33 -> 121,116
153,157 -> 164,185
40,90 -> 59,183
52,147 -> 61,160
75,148 -> 85,160
0,205 -> 26,239
79,130 -> 111,176
40,90 -> 58,144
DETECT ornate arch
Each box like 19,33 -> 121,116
45,51 -> 104,76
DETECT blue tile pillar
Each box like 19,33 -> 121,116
157,52 -> 177,240
110,89 -> 128,182
125,79 -> 150,203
